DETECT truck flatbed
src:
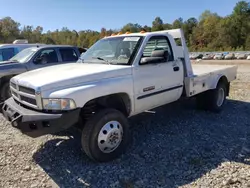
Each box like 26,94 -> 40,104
184,64 -> 237,97
192,64 -> 237,76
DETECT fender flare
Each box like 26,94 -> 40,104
211,74 -> 228,89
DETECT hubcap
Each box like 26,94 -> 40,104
217,87 -> 225,107
98,121 -> 123,153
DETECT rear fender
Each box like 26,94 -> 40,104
211,74 -> 227,89
211,74 -> 230,96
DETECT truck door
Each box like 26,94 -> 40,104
133,35 -> 184,113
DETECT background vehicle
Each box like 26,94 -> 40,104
0,39 -> 45,62
0,45 -> 81,101
202,53 -> 214,60
189,53 -> 203,60
2,29 -> 237,162
213,53 -> 224,60
214,53 -> 224,60
237,53 -> 247,59
224,53 -> 235,60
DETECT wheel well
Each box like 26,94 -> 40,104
0,75 -> 16,85
80,93 -> 131,125
218,76 -> 229,96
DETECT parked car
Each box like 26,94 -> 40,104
247,55 -> 250,60
2,28 -> 237,162
0,45 -> 81,101
189,53 -> 196,60
189,53 -> 203,60
224,53 -> 235,60
202,54 -> 214,60
0,39 -> 45,62
237,53 -> 247,59
196,53 -> 203,59
213,53 -> 224,60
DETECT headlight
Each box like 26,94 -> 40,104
42,98 -> 76,111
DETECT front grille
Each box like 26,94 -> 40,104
12,91 -> 18,98
10,82 -> 17,89
19,86 -> 35,95
10,81 -> 38,108
20,96 -> 37,105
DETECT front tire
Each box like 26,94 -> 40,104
81,108 -> 131,162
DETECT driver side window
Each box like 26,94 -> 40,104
34,49 -> 58,64
142,36 -> 174,61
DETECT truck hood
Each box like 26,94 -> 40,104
0,61 -> 27,77
12,63 -> 132,91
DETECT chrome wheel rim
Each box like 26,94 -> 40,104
217,88 -> 225,107
98,121 -> 123,153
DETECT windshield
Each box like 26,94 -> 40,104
9,47 -> 38,63
77,36 -> 143,65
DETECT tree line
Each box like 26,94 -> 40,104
0,1 -> 250,52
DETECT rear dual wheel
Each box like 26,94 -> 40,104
81,108 -> 131,162
196,81 -> 227,113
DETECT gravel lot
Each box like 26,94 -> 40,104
1,60 -> 250,188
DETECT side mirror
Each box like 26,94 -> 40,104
140,49 -> 169,65
140,57 -> 164,65
151,49 -> 168,58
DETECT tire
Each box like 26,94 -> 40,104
196,91 -> 209,110
207,82 -> 227,112
0,82 -> 11,102
81,108 -> 131,162
196,81 -> 227,113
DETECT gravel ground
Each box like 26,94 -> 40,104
1,61 -> 250,188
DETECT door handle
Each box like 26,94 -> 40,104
173,66 -> 179,71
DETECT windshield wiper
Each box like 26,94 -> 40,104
92,57 -> 110,65
10,59 -> 19,62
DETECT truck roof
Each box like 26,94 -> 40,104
0,44 -> 75,49
35,45 -> 76,48
105,29 -> 183,39
0,43 -> 44,48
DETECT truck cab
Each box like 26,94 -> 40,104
1,29 -> 237,162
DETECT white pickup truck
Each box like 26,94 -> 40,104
2,29 -> 237,162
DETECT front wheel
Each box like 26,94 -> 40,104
81,108 -> 131,162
